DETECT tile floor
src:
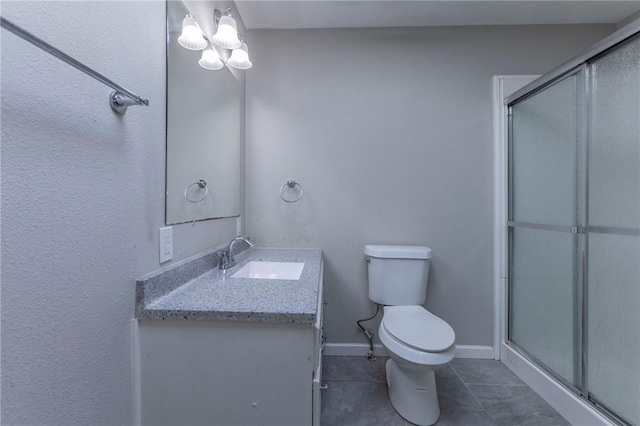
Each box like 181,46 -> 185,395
320,356 -> 570,426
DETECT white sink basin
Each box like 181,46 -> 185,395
231,261 -> 305,280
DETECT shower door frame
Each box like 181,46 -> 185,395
496,19 -> 640,426
506,63 -> 587,397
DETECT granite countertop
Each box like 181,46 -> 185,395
135,248 -> 323,324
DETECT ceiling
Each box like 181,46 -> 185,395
235,1 -> 640,30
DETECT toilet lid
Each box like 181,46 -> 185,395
382,306 -> 455,352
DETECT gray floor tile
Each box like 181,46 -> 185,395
435,365 -> 484,411
321,357 -> 569,426
320,380 -> 405,426
450,359 -> 525,386
322,355 -> 387,383
434,409 -> 499,426
467,384 -> 570,426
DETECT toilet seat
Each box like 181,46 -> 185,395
382,306 -> 455,353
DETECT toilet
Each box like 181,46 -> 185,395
365,245 -> 456,426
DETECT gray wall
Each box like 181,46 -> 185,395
245,24 -> 614,347
0,2 -> 238,424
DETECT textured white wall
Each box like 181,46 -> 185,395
245,25 -> 614,347
0,2 -> 237,424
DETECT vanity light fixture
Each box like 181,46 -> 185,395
177,9 -> 252,71
178,15 -> 207,51
198,44 -> 224,70
212,8 -> 242,50
227,41 -> 252,70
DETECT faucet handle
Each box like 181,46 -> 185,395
219,236 -> 252,270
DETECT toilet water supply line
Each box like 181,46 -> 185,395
356,303 -> 380,361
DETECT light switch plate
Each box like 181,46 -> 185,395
159,226 -> 173,263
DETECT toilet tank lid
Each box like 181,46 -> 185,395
365,245 -> 432,259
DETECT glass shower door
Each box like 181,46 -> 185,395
507,31 -> 640,425
508,70 -> 585,388
586,36 -> 640,425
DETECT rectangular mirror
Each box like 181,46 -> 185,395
166,0 -> 242,225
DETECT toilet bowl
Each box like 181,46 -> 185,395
364,245 -> 456,426
378,305 -> 455,426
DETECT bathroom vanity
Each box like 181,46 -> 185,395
134,248 -> 324,426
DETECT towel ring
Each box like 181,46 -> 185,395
184,179 -> 208,203
280,179 -> 303,203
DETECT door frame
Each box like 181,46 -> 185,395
492,75 -> 539,361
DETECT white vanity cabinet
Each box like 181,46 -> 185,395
134,249 -> 324,426
312,265 -> 325,426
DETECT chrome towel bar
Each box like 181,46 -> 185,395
0,17 -> 149,114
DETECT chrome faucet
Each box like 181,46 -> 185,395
219,236 -> 254,270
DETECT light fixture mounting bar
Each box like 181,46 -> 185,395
214,8 -> 234,28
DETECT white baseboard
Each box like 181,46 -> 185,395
323,343 -> 387,357
501,343 -> 614,426
454,345 -> 495,359
324,343 -> 494,359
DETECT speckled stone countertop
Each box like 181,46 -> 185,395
135,248 -> 323,324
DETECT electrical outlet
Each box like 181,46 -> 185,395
159,226 -> 173,263
236,217 -> 242,237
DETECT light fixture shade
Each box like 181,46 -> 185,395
198,46 -> 224,70
227,42 -> 252,70
212,15 -> 242,49
178,16 -> 207,50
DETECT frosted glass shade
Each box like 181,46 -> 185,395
178,16 -> 206,51
227,42 -> 252,70
212,15 -> 241,49
198,46 -> 223,70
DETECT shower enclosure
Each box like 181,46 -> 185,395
506,27 -> 639,426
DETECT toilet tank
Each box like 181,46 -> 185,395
365,245 -> 432,305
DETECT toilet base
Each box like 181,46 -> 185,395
386,359 -> 440,426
